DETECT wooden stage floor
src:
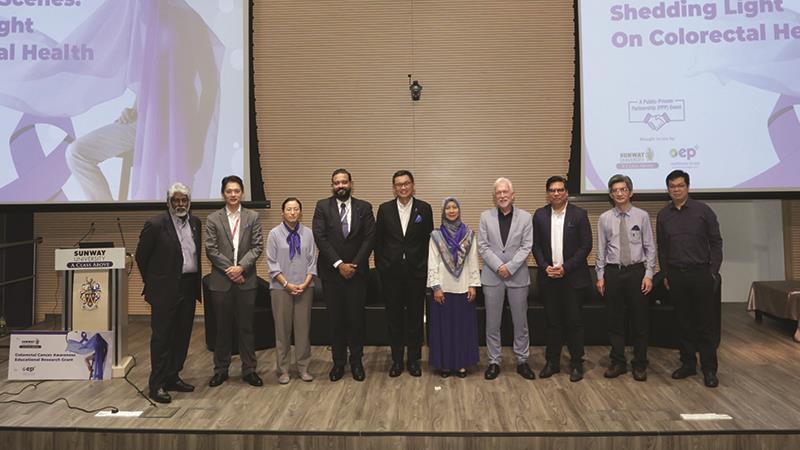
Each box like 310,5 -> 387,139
1,303 -> 799,449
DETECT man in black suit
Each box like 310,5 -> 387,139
375,170 -> 434,377
312,168 -> 376,382
135,182 -> 201,403
532,176 -> 592,382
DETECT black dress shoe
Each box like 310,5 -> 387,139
539,363 -> 560,379
407,362 -> 422,377
165,377 -> 195,392
243,372 -> 263,387
604,365 -> 627,379
671,366 -> 697,379
484,363 -> 500,380
208,373 -> 228,387
456,369 -> 467,378
389,362 -> 403,377
516,363 -> 535,380
569,365 -> 584,382
148,387 -> 171,404
703,371 -> 719,388
440,370 -> 451,378
632,367 -> 648,382
351,364 -> 366,382
329,365 -> 345,382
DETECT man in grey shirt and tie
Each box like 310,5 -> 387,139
596,174 -> 656,382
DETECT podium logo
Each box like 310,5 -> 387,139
79,278 -> 102,311
670,146 -> 698,160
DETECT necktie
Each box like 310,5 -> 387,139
619,213 -> 631,266
340,203 -> 349,238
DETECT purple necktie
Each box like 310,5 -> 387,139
340,203 -> 349,238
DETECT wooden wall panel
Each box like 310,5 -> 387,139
787,200 -> 800,280
32,208 -> 270,321
252,0 -> 576,232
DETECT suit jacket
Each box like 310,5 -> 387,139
374,197 -> 434,278
205,206 -> 263,291
478,207 -> 533,287
312,196 -> 375,281
135,212 -> 202,305
532,203 -> 592,289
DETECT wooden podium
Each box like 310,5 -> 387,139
54,247 -> 133,378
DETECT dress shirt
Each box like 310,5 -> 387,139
171,213 -> 198,274
657,198 -> 723,274
397,197 -> 413,236
550,203 -> 566,267
266,223 -> 318,290
498,206 -> 513,247
226,205 -> 241,265
596,205 -> 656,279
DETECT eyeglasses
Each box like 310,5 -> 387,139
668,183 -> 687,190
393,181 -> 413,188
547,188 -> 566,194
611,187 -> 629,194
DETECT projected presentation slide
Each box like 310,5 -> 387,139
0,0 -> 248,204
579,0 -> 800,193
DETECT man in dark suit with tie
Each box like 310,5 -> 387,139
532,175 -> 592,382
312,168 -> 376,382
375,170 -> 433,377
135,182 -> 201,403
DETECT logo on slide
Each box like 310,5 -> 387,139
628,99 -> 686,131
616,148 -> 658,169
670,146 -> 698,160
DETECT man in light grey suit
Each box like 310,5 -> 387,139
205,175 -> 264,388
478,177 -> 535,380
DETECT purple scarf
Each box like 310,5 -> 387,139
284,222 -> 301,260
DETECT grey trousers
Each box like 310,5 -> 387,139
271,288 -> 313,374
483,284 -> 530,365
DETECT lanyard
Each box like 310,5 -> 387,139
230,216 -> 240,241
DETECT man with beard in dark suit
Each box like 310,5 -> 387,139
312,168 -> 375,382
375,170 -> 433,377
136,182 -> 201,403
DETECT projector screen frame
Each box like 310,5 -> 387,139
570,0 -> 800,201
0,0 -> 268,212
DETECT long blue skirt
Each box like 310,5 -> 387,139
428,292 -> 479,371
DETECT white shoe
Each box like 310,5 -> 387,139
299,371 -> 314,382
278,372 -> 290,385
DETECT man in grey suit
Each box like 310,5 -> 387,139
205,175 -> 264,387
478,178 -> 535,380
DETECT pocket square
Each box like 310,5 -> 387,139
414,214 -> 423,224
631,225 -> 640,231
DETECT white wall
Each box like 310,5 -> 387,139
708,200 -> 785,302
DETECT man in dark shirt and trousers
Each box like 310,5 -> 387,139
596,174 -> 656,382
656,170 -> 723,388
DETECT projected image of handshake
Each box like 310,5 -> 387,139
643,113 -> 671,131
